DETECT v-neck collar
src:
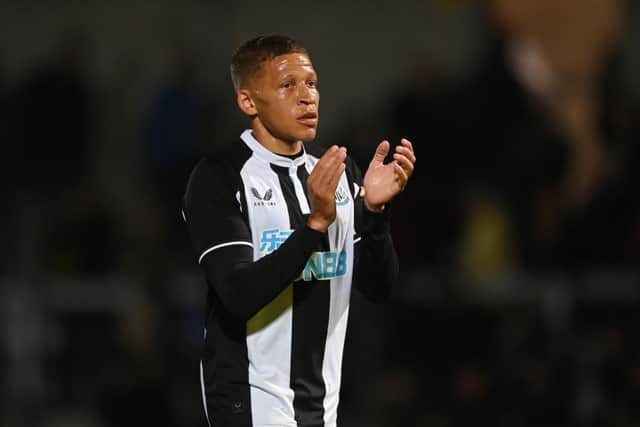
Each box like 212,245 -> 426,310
240,129 -> 307,168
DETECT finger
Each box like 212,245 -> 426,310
317,145 -> 340,167
400,138 -> 414,152
370,140 -> 390,166
393,153 -> 414,176
326,149 -> 347,189
314,145 -> 337,169
322,147 -> 347,182
327,161 -> 346,192
395,145 -> 416,164
311,146 -> 343,182
311,148 -> 346,195
393,161 -> 408,189
322,146 -> 346,166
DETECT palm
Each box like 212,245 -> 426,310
362,139 -> 415,210
363,162 -> 403,206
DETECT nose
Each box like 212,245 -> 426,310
297,84 -> 316,106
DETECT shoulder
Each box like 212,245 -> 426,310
204,139 -> 254,174
184,140 -> 252,200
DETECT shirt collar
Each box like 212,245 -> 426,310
240,129 -> 307,168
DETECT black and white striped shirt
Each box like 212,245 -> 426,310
182,130 -> 398,427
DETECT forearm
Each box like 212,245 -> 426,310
201,226 -> 324,320
353,208 -> 399,302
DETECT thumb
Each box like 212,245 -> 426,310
370,140 -> 390,166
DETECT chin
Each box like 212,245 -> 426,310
299,128 -> 317,142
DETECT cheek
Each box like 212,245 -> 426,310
262,102 -> 293,128
272,91 -> 293,109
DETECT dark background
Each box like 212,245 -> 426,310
1,0 -> 640,426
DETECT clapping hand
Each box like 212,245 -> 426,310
306,145 -> 348,232
362,139 -> 416,212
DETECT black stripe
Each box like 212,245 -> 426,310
201,141 -> 256,427
273,163 -> 330,427
272,164 -> 305,227
296,163 -> 311,202
203,293 -> 253,427
291,277 -> 330,427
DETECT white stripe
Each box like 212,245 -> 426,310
198,241 -> 253,264
181,209 -> 187,223
322,174 -> 354,426
353,182 -> 360,198
200,360 -> 211,427
289,165 -> 311,215
243,156 -> 297,425
354,236 -> 362,244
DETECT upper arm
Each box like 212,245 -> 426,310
182,160 -> 252,264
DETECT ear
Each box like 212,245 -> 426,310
237,89 -> 258,116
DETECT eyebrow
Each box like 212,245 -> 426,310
280,71 -> 317,81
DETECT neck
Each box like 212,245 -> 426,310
251,118 -> 302,156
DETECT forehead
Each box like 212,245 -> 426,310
263,52 -> 316,77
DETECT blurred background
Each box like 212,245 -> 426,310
1,0 -> 640,426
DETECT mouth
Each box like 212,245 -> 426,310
296,111 -> 318,127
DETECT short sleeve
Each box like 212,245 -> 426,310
182,159 -> 252,264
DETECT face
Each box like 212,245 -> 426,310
240,52 -> 320,147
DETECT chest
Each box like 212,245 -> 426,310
240,160 -> 354,259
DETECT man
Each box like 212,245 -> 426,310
182,34 -> 416,427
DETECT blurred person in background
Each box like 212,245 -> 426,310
3,32 -> 123,426
0,51 -> 14,274
456,0 -> 639,275
182,34 -> 415,427
386,56 -> 467,269
141,44 -> 207,262
11,30 -> 94,199
9,30 -> 121,276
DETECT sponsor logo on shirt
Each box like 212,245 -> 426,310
260,228 -> 293,253
250,187 -> 276,206
259,228 -> 348,282
297,250 -> 347,281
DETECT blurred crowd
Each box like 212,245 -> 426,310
340,298 -> 640,427
1,0 -> 639,426
342,0 -> 640,279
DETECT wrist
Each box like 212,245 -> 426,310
306,215 -> 329,233
362,202 -> 392,238
364,199 -> 385,213
360,186 -> 385,213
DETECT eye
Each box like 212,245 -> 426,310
281,81 -> 294,89
307,80 -> 317,88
